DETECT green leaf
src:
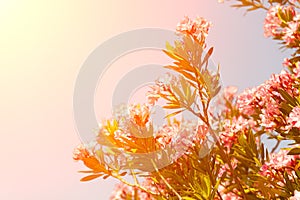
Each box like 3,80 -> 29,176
288,147 -> 300,155
278,88 -> 299,107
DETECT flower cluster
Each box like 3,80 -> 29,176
282,58 -> 300,79
110,178 -> 166,200
264,4 -> 300,47
237,70 -> 299,132
73,144 -> 90,161
146,73 -> 177,106
110,183 -> 154,200
287,106 -> 300,130
176,16 -> 212,45
219,116 -> 253,149
260,149 -> 298,181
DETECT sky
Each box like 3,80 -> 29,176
0,0 -> 291,199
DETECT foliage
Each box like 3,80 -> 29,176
73,2 -> 300,200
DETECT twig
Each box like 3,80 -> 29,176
112,173 -> 158,196
151,159 -> 183,200
208,126 -> 248,199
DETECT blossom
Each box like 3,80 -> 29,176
155,123 -> 179,148
195,120 -> 209,140
287,106 -> 300,130
264,5 -> 300,46
73,144 -> 90,161
176,16 -> 212,44
264,5 -> 282,38
221,192 -> 242,200
237,70 -> 298,132
218,158 -> 238,178
146,73 -> 176,106
110,183 -> 154,200
293,62 -> 300,78
219,115 -> 256,149
283,58 -> 293,68
283,21 -> 300,45
259,149 -> 298,179
218,185 -> 242,200
223,86 -> 238,101
110,178 -> 164,200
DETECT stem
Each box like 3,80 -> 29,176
187,104 -> 207,123
112,173 -> 158,196
271,140 -> 281,153
208,126 -> 248,199
258,3 -> 268,11
151,159 -> 183,200
217,190 -> 224,200
130,168 -> 139,186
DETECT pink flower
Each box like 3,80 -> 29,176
195,120 -> 209,140
237,70 -> 298,132
264,5 -> 300,46
236,87 -> 257,116
282,21 -> 300,45
218,185 -> 242,200
259,149 -> 298,179
155,124 -> 179,148
219,116 -> 255,149
110,178 -> 164,200
176,16 -> 212,44
287,106 -> 300,130
221,192 -> 242,200
283,58 -> 292,68
218,158 -> 238,178
264,5 -> 282,38
110,183 -> 135,200
73,144 -> 90,161
110,183 -> 154,200
223,86 -> 238,101
146,73 -> 176,106
294,63 -> 300,77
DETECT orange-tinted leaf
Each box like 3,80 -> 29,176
163,50 -> 183,61
103,174 -> 110,179
200,47 -> 213,68
163,104 -> 181,109
164,109 -> 186,119
80,174 -> 103,182
83,157 -> 106,172
78,170 -> 95,173
119,171 -> 127,176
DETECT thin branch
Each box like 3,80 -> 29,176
151,159 -> 183,200
112,173 -> 158,196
